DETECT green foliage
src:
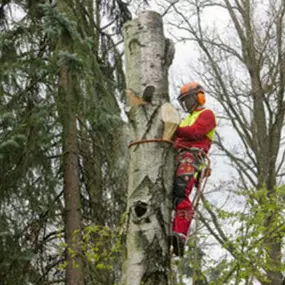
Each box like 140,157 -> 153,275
83,225 -> 121,269
1,0 -> 129,284
183,184 -> 285,285
40,2 -> 80,42
58,225 -> 122,282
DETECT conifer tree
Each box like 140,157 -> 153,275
1,0 -> 132,284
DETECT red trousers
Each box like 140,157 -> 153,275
172,151 -> 200,236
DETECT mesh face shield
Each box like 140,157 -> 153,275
178,93 -> 198,113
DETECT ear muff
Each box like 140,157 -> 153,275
196,92 -> 206,105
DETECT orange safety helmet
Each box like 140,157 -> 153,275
178,82 -> 206,106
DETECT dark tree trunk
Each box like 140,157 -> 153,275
57,1 -> 84,284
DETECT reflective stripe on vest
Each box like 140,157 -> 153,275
179,109 -> 216,141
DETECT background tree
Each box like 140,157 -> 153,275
55,1 -> 84,284
0,0 -> 132,284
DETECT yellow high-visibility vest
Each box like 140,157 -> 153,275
179,109 -> 216,141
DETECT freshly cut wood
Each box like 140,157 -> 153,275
126,89 -> 146,106
160,102 -> 180,140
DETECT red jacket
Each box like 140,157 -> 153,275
175,108 -> 216,153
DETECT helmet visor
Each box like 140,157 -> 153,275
178,93 -> 197,112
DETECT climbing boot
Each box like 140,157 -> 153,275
170,232 -> 186,257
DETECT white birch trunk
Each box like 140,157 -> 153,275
121,11 -> 175,285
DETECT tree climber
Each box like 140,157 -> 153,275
170,82 -> 216,257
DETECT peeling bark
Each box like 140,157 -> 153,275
121,11 -> 175,285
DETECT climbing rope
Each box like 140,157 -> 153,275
128,138 -> 173,148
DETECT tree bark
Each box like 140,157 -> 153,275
59,66 -> 83,285
121,11 -> 175,285
57,1 -> 84,284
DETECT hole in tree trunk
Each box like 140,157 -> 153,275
134,201 -> 148,218
142,85 -> 155,103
